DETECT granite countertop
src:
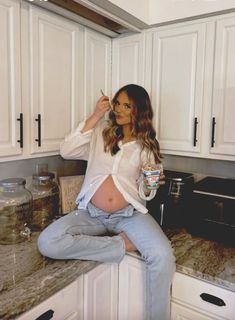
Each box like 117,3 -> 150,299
0,229 -> 235,319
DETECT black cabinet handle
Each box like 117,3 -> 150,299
200,293 -> 226,306
17,113 -> 23,148
35,114 -> 41,147
211,117 -> 216,148
35,309 -> 54,320
193,117 -> 198,146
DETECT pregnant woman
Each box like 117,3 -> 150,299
38,84 -> 175,320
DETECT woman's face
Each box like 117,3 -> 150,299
113,91 -> 133,127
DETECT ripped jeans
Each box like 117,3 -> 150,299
38,202 -> 175,320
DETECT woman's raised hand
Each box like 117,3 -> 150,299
93,95 -> 111,120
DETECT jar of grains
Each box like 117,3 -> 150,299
28,172 -> 60,231
0,178 -> 33,244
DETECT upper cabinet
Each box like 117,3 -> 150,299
112,13 -> 235,161
150,14 -> 235,161
23,4 -> 85,155
85,29 -> 111,116
112,33 -> 146,94
209,16 -> 235,158
151,23 -> 206,155
0,0 -> 22,158
0,0 -> 111,162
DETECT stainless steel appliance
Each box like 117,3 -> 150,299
188,176 -> 235,246
147,170 -> 194,229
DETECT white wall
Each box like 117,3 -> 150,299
149,0 -> 235,25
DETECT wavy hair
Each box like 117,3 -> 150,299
102,84 -> 161,163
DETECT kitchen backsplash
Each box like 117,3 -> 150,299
0,156 -> 87,183
0,155 -> 234,182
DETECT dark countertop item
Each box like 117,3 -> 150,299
0,229 -> 234,319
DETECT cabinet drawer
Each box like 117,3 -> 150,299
172,272 -> 235,320
17,281 -> 78,320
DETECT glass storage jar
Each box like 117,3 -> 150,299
28,172 -> 60,231
0,178 -> 33,244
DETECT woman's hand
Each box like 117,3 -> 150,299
93,95 -> 111,120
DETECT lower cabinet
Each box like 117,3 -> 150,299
17,256 -> 235,320
83,255 -> 145,320
118,255 -> 145,320
171,272 -> 235,320
83,263 -> 118,320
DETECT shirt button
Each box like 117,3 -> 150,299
90,183 -> 93,186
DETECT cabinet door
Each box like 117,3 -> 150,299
210,16 -> 235,158
0,0 -> 22,158
83,263 -> 118,320
16,280 -> 79,320
26,5 -> 85,155
85,29 -> 111,117
112,33 -> 145,94
118,255 -> 145,320
151,23 -> 206,155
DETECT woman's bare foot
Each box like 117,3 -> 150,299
119,232 -> 137,252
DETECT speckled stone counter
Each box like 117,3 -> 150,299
0,229 -> 234,319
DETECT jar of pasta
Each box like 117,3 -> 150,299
0,178 -> 32,244
28,172 -> 60,231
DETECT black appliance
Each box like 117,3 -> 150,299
188,176 -> 235,246
147,170 -> 194,229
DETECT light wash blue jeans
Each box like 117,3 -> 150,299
38,202 -> 175,320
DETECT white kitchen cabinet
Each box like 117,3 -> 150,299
149,14 -> 235,161
83,263 -> 119,320
0,0 -> 112,162
85,29 -> 111,116
0,0 -> 22,158
209,16 -> 235,158
21,3 -> 85,156
151,23 -> 206,155
118,255 -> 145,320
82,255 -> 145,320
16,279 -> 82,320
112,33 -> 146,94
171,272 -> 235,320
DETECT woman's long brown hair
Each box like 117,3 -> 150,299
102,84 -> 161,163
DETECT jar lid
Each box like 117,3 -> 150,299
0,178 -> 26,187
32,172 -> 55,181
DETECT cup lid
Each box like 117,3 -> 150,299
0,178 -> 26,187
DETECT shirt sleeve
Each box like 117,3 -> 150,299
60,120 -> 93,160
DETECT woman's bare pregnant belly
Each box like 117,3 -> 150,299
91,175 -> 129,213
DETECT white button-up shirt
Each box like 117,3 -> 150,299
60,119 -> 157,213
